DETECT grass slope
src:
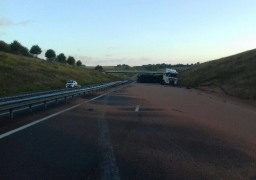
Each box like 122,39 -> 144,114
0,52 -> 120,97
179,49 -> 256,99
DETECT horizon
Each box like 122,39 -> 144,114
1,0 -> 256,66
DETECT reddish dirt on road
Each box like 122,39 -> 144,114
105,83 -> 256,180
0,83 -> 256,180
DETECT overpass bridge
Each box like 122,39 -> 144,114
105,71 -> 163,75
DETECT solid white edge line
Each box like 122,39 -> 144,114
135,105 -> 140,112
0,85 -> 127,139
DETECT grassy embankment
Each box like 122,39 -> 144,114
179,49 -> 256,99
0,52 -> 120,97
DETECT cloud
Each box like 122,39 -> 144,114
73,54 -> 99,64
17,20 -> 31,26
37,49 -> 47,60
38,51 -> 153,66
73,54 -> 152,66
0,17 -> 32,26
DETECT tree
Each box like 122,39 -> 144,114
56,53 -> 66,63
0,41 -> 10,52
10,40 -> 22,54
45,49 -> 56,61
10,40 -> 31,57
67,56 -> 76,65
76,60 -> 82,66
20,46 -> 30,57
95,65 -> 103,71
29,45 -> 42,57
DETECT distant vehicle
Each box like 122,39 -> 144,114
161,68 -> 178,85
66,80 -> 78,88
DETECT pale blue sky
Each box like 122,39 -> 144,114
1,0 -> 256,65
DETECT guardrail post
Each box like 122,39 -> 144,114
10,109 -> 13,118
56,99 -> 58,105
29,104 -> 32,112
72,95 -> 74,99
44,101 -> 47,108
65,97 -> 67,102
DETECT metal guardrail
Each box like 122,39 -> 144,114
0,80 -> 128,118
0,83 -> 108,102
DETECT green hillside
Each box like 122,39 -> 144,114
179,49 -> 256,99
0,52 -> 120,97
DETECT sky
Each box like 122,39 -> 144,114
1,0 -> 256,66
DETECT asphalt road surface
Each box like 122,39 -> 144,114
0,83 -> 256,180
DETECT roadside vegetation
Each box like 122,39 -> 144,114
115,64 -> 131,70
134,63 -> 199,71
94,65 -> 103,71
0,40 -> 84,66
179,49 -> 256,99
0,52 -> 120,97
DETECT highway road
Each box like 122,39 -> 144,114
0,83 -> 256,180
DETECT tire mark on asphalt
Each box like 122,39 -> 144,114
98,95 -> 120,180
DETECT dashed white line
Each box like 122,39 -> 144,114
98,96 -> 120,180
98,118 -> 120,180
0,85 -> 128,139
135,105 -> 140,112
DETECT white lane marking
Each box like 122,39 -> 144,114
0,85 -> 128,139
98,96 -> 120,180
98,119 -> 120,180
135,105 -> 140,112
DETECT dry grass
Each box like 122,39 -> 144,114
0,52 -> 120,97
179,49 -> 256,99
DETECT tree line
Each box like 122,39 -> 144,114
0,40 -> 83,66
138,63 -> 200,71
115,64 -> 130,69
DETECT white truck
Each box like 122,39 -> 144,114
161,68 -> 178,85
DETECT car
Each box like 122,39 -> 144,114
66,80 -> 78,88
